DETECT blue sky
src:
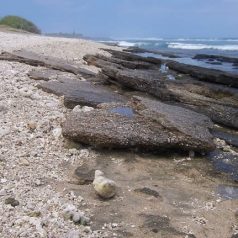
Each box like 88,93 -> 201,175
0,0 -> 237,38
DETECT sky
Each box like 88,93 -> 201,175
0,0 -> 237,39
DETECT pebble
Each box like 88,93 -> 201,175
52,127 -> 62,139
27,121 -> 37,131
19,158 -> 30,166
72,105 -> 82,113
5,197 -> 20,207
81,106 -> 94,112
0,189 -> 7,196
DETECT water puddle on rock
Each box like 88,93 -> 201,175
110,106 -> 135,118
207,150 -> 238,181
217,185 -> 238,200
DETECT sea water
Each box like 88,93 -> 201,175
101,38 -> 238,73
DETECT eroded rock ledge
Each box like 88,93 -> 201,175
62,97 -> 215,152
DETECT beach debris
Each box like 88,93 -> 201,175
93,170 -> 116,199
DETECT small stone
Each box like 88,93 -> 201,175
27,211 -> 42,217
0,189 -> 7,196
5,197 -> 20,207
72,212 -> 82,224
74,166 -> 94,185
1,178 -> 7,183
81,106 -> 94,112
35,179 -> 43,186
80,216 -> 90,226
27,121 -> 37,131
19,158 -> 30,166
93,170 -> 116,199
111,223 -> 118,228
52,127 -> 62,139
63,204 -> 77,220
72,105 -> 82,113
83,227 -> 91,233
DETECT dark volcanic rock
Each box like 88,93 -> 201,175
103,49 -> 163,65
95,60 -> 238,128
0,50 -> 95,77
62,96 -> 215,152
74,165 -> 95,185
84,54 -> 157,70
211,127 -> 238,148
194,54 -> 238,64
28,68 -> 78,81
124,46 -> 180,58
166,60 -> 238,88
38,78 -> 126,108
88,55 -> 238,129
100,50 -> 238,88
208,150 -> 238,181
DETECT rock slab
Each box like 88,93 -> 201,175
62,96 -> 215,152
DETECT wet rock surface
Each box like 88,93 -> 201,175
63,96 -> 215,152
193,54 -> 238,64
140,214 -> 187,236
84,51 -> 238,129
166,60 -> 238,88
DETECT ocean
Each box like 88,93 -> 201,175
101,38 -> 238,73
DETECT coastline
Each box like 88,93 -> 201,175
0,31 -> 238,238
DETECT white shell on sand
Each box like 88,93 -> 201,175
93,170 -> 116,199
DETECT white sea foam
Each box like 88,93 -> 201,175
117,41 -> 137,47
117,41 -> 150,47
168,43 -> 238,51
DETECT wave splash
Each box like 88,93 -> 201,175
168,43 -> 238,51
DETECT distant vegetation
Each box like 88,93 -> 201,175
0,16 -> 41,34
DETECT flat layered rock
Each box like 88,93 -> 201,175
166,60 -> 238,88
85,54 -> 238,129
62,96 -> 215,152
84,54 -> 157,70
0,50 -> 95,77
28,68 -> 82,81
38,78 -> 126,108
193,54 -> 238,64
102,49 -> 238,88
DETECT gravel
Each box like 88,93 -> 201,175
0,31 -> 118,238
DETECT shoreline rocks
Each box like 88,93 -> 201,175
62,96 -> 215,152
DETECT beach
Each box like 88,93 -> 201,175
0,31 -> 238,238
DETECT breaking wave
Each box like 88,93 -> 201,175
168,43 -> 238,51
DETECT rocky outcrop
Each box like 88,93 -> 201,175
166,60 -> 238,88
0,50 -> 95,77
38,77 -> 127,108
84,53 -> 238,129
62,96 -> 215,152
193,54 -> 238,64
101,49 -> 238,88
124,46 -> 180,58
